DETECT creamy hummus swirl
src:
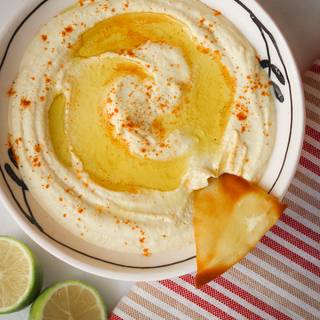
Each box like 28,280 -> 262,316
103,43 -> 191,160
9,0 -> 275,254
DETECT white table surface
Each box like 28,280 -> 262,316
0,0 -> 319,319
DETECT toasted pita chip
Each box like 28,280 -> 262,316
193,174 -> 286,288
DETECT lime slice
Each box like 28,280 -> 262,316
0,236 -> 43,314
29,281 -> 107,320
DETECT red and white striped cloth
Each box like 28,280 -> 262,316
110,61 -> 320,320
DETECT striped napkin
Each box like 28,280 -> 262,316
110,61 -> 320,320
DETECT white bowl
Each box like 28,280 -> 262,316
0,0 -> 305,281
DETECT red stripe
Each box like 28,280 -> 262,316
281,213 -> 320,243
303,141 -> 320,159
180,274 -> 263,320
109,314 -> 123,320
159,279 -> 234,319
214,277 -> 292,320
271,225 -> 320,258
284,198 -> 320,225
262,236 -> 320,277
299,156 -> 320,176
306,125 -> 320,141
310,64 -> 320,74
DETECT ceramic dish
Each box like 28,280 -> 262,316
0,0 -> 305,281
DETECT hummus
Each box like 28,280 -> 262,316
9,0 -> 275,255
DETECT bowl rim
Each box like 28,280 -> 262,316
0,0 -> 305,281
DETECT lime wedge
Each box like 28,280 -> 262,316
29,281 -> 107,320
0,236 -> 43,314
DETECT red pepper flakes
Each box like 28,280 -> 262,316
122,119 -> 139,131
234,99 -> 249,121
236,112 -> 247,121
7,85 -> 16,97
240,124 -> 247,133
196,45 -> 210,54
126,49 -> 135,57
15,137 -> 22,145
59,197 -> 63,202
139,237 -> 145,243
111,8 -> 116,12
159,142 -> 168,148
20,98 -> 31,109
41,34 -> 48,42
159,102 -> 168,110
34,144 -> 41,153
143,248 -> 151,256
31,76 -> 36,81
151,119 -> 165,138
213,9 -> 221,16
40,96 -> 45,102
77,208 -> 85,214
64,25 -> 74,33
198,17 -> 205,26
79,0 -> 84,6
63,213 -> 67,218
44,75 -> 51,84
61,25 -> 74,38
31,156 -> 41,167
101,4 -> 109,11
47,60 -> 52,67
123,2 -> 129,9
262,91 -> 270,97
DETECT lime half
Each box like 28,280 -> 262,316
29,280 -> 107,320
0,236 -> 43,314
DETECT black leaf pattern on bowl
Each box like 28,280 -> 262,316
260,61 -> 285,103
4,163 -> 28,190
8,147 -> 18,168
260,60 -> 285,85
247,10 -> 286,103
260,59 -> 270,69
272,81 -> 285,103
3,162 -> 43,230
271,64 -> 286,85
